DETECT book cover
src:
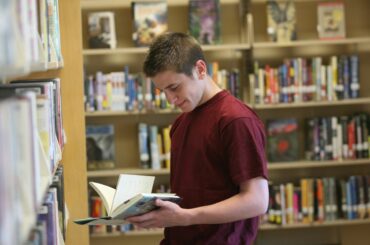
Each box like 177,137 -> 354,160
189,0 -> 221,45
131,1 -> 168,47
86,124 -> 115,170
267,118 -> 299,162
266,0 -> 297,42
74,174 -> 181,225
317,2 -> 346,40
88,12 -> 117,49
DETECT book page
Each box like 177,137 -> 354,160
90,182 -> 116,215
111,174 -> 154,212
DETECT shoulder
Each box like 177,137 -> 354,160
217,93 -> 262,128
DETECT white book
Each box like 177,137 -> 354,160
74,174 -> 181,225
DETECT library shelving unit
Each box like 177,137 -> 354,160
249,0 -> 370,245
81,0 -> 248,244
0,0 -> 88,244
80,0 -> 370,245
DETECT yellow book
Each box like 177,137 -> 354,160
162,126 -> 171,169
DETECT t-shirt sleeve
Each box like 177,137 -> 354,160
221,117 -> 268,185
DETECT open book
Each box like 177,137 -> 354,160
74,174 -> 181,225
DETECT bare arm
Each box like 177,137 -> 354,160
126,177 -> 269,228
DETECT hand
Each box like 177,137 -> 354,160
125,199 -> 190,229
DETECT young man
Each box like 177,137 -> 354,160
127,32 -> 269,245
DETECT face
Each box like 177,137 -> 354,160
151,69 -> 205,112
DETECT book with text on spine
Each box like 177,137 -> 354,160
74,174 -> 181,225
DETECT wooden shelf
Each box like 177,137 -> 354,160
87,168 -> 170,178
85,109 -> 180,117
87,159 -> 370,178
90,219 -> 370,238
83,43 -> 250,56
251,0 -> 331,4
81,0 -> 239,10
91,229 -> 164,238
253,37 -> 370,49
260,219 -> 370,230
268,158 -> 370,170
252,97 -> 370,110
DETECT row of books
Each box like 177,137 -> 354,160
84,64 -> 241,113
267,113 -> 369,162
28,166 -> 66,245
250,55 -> 360,105
305,114 -> 369,161
0,0 -> 63,79
0,79 -> 65,244
262,175 -> 370,226
89,183 -> 171,235
138,123 -> 171,170
267,1 -> 345,42
87,0 -> 221,48
208,62 -> 241,99
84,69 -> 173,113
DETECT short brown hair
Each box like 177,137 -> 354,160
143,32 -> 206,77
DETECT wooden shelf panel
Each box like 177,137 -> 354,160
253,37 -> 370,49
260,219 -> 370,230
268,158 -> 370,170
252,97 -> 370,110
91,229 -> 164,238
83,43 -> 250,56
81,0 -> 239,9
87,168 -> 170,178
251,0 -> 332,4
89,219 -> 370,238
87,159 -> 370,178
85,109 -> 180,117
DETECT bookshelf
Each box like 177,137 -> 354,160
0,0 -> 88,244
80,0 -> 370,245
249,0 -> 370,245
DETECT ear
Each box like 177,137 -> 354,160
194,60 -> 207,80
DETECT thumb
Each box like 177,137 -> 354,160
155,198 -> 169,207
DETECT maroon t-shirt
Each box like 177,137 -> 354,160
161,90 -> 268,245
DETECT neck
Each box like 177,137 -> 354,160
199,76 -> 222,106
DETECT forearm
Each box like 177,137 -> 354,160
184,177 -> 269,226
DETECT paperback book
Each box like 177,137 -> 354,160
86,124 -> 115,170
266,0 -> 297,42
131,1 -> 168,47
88,12 -> 117,49
267,118 -> 299,162
188,0 -> 221,45
317,2 -> 346,40
74,174 -> 181,225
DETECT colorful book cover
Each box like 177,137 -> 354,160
189,0 -> 221,45
317,2 -> 346,40
266,0 -> 297,42
131,1 -> 168,47
88,12 -> 117,49
267,118 -> 299,162
86,124 -> 115,170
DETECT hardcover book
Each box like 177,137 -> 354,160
189,0 -> 221,45
88,12 -> 117,49
267,118 -> 299,162
317,2 -> 346,40
74,174 -> 181,225
86,124 -> 115,170
266,0 -> 297,42
131,1 -> 168,47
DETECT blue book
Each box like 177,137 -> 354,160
73,174 -> 181,225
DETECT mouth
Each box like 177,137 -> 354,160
176,100 -> 185,107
